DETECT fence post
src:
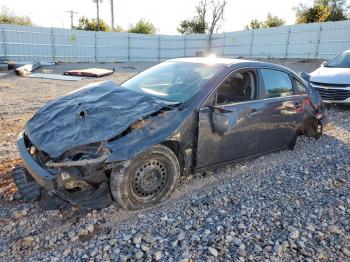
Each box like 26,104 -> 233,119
50,28 -> 55,62
315,24 -> 323,59
208,34 -> 212,53
222,33 -> 226,57
94,32 -> 97,63
249,30 -> 255,57
184,35 -> 187,57
157,35 -> 160,62
285,27 -> 291,59
1,28 -> 6,58
127,35 -> 130,62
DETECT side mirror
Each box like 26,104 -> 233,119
321,61 -> 327,67
299,72 -> 310,82
209,106 -> 230,134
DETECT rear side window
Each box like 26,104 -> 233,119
294,78 -> 308,95
260,69 -> 293,98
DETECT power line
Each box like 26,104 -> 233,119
66,10 -> 78,29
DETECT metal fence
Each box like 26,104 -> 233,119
1,20 -> 350,62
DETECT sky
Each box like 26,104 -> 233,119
0,0 -> 330,34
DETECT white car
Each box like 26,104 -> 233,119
300,50 -> 350,104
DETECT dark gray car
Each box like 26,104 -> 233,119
15,57 -> 326,210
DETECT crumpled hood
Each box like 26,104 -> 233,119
25,81 -> 169,158
310,67 -> 350,85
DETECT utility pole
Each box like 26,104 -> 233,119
66,9 -> 78,29
110,0 -> 115,31
93,0 -> 103,31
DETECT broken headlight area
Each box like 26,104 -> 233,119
43,144 -> 111,191
43,144 -> 114,208
45,143 -> 110,168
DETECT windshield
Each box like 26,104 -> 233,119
121,61 -> 225,103
325,52 -> 350,68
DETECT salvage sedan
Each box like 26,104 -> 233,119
300,50 -> 350,104
15,57 -> 326,210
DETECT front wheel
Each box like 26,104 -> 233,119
110,144 -> 180,210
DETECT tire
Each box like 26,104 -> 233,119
12,166 -> 41,201
305,118 -> 323,139
110,144 -> 180,210
288,134 -> 298,150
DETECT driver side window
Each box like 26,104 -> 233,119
215,70 -> 257,105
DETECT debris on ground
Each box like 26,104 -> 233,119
64,68 -> 114,77
0,72 -> 10,79
7,61 -> 55,70
27,73 -> 84,81
15,62 -> 41,76
0,63 -> 8,71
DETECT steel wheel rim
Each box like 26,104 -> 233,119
130,159 -> 170,202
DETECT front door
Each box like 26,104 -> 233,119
196,69 -> 264,169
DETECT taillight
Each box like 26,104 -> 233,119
316,111 -> 323,120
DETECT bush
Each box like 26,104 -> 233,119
128,19 -> 156,34
74,16 -> 110,31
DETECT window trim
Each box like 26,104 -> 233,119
212,94 -> 301,108
292,76 -> 308,95
200,67 -> 258,109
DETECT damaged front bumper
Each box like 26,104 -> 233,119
17,133 -> 114,208
17,133 -> 56,192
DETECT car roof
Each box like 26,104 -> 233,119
168,57 -> 251,65
167,57 -> 296,74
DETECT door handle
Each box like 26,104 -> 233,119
248,109 -> 258,116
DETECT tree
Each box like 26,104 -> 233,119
177,19 -> 206,34
128,19 -> 156,34
264,14 -> 286,28
316,0 -> 349,20
0,6 -> 32,26
294,0 -> 349,24
244,19 -> 264,30
207,0 -> 227,36
294,4 -> 330,23
245,14 -> 286,29
113,25 -> 124,32
177,0 -> 227,35
74,16 -> 110,31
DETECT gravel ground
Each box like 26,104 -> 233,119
0,59 -> 349,261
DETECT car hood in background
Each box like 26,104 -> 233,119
310,67 -> 350,85
25,81 -> 170,158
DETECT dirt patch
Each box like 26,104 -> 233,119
0,159 -> 22,197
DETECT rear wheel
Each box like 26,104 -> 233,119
110,144 -> 180,210
304,118 -> 323,139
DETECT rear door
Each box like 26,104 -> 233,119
256,68 -> 304,152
